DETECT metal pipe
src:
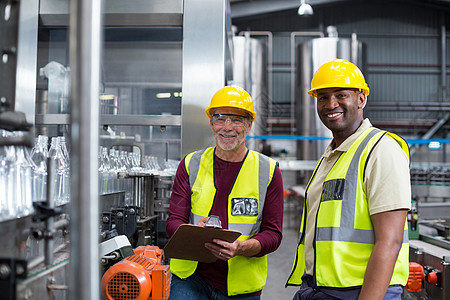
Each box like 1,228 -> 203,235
441,13 -> 447,101
366,102 -> 450,112
27,242 -> 68,271
69,0 -> 103,298
369,63 -> 450,68
341,32 -> 445,39
421,114 -> 450,140
238,31 -> 273,133
410,113 -> 450,156
290,31 -> 324,135
410,15 -> 448,158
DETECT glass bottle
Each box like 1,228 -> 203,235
119,150 -> 132,203
2,130 -> 16,219
0,144 -> 6,220
58,136 -> 70,204
98,147 -> 111,194
109,148 -> 119,193
0,129 -> 12,220
12,132 -> 33,217
48,137 -> 67,206
30,135 -> 48,202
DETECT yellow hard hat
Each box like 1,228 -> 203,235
205,86 -> 256,121
308,58 -> 370,97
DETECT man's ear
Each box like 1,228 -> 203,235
359,93 -> 367,109
246,120 -> 253,134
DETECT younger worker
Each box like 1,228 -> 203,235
167,86 -> 284,299
286,59 -> 411,300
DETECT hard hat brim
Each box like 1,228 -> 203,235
205,105 -> 256,121
308,85 -> 370,98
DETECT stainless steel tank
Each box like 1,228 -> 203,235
297,26 -> 366,160
232,34 -> 268,152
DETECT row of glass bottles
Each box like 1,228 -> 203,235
30,135 -> 71,207
0,130 -> 33,220
98,147 -> 178,204
0,129 -> 179,222
98,147 -> 150,203
0,131 -> 70,222
98,147 -> 132,202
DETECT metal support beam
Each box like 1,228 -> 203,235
40,0 -> 183,27
0,0 -> 19,113
441,13 -> 447,101
69,0 -> 103,298
14,0 -> 39,123
410,113 -> 450,156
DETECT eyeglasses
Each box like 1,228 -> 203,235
211,114 -> 249,127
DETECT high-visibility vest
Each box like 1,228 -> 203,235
170,147 -> 277,296
287,127 -> 410,288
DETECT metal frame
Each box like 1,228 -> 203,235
181,0 -> 234,157
0,0 -> 20,113
68,0 -> 103,298
409,240 -> 450,299
40,0 -> 183,27
36,114 -> 182,126
14,0 -> 39,123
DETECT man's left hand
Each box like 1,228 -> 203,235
204,238 -> 261,261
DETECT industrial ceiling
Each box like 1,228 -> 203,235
230,0 -> 450,19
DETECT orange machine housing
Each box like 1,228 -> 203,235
101,245 -> 170,300
405,262 -> 424,292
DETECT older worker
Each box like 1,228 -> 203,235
167,86 -> 284,299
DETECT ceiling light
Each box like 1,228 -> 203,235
156,93 -> 171,99
298,0 -> 313,16
428,141 -> 441,149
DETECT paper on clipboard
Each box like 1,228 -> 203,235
163,224 -> 241,263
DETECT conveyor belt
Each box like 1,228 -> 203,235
410,239 -> 450,257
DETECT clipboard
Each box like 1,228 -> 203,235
163,224 -> 241,263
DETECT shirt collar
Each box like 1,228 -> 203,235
324,118 -> 373,156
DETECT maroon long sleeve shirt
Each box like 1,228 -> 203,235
166,153 -> 284,293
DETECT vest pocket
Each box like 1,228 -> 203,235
321,179 -> 345,201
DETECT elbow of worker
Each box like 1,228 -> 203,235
383,238 -> 404,258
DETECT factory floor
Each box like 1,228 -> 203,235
261,226 -> 300,300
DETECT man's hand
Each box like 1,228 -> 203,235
204,238 -> 261,261
197,217 -> 208,227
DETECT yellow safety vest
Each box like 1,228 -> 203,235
170,147 -> 277,296
287,127 -> 410,288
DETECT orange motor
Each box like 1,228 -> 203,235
101,246 -> 170,300
405,262 -> 424,292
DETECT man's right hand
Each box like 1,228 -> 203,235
197,217 -> 208,227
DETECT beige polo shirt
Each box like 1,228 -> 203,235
304,119 -> 411,275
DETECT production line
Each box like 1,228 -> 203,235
1,0 -> 450,299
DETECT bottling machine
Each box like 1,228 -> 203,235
0,0 -> 234,299
3,0 -> 448,299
